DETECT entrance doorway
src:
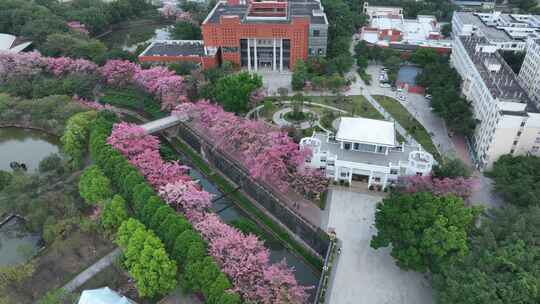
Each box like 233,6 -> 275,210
351,173 -> 369,183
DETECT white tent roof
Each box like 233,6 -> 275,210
78,287 -> 133,304
335,117 -> 396,146
0,33 -> 32,53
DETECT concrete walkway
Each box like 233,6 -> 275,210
324,189 -> 434,304
62,248 -> 122,293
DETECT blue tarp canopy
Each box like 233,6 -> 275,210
78,287 -> 133,304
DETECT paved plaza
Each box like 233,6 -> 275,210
324,189 -> 434,304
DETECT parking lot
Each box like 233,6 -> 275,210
324,189 -> 434,304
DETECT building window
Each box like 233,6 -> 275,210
517,131 -> 522,136
521,121 -> 526,127
305,159 -> 311,163
344,143 -> 351,150
532,146 -> 540,153
353,143 -> 359,150
510,149 -> 515,154
313,30 -> 320,37
340,172 -> 349,177
513,140 -> 518,145
321,157 -> 326,162
390,169 -> 398,175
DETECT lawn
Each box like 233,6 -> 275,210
374,95 -> 440,159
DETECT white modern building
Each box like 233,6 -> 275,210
361,3 -> 451,51
300,117 -> 434,189
451,35 -> 540,169
518,38 -> 540,104
452,11 -> 540,51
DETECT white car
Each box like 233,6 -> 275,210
398,94 -> 406,101
425,94 -> 432,100
379,83 -> 391,88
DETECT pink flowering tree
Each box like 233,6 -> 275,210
160,4 -> 178,19
154,75 -> 188,110
400,175 -> 479,201
107,122 -> 160,158
66,21 -> 89,35
45,57 -> 97,76
0,52 -> 46,83
172,101 -> 329,199
107,120 -> 310,303
100,60 -> 139,87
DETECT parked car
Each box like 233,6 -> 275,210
397,87 -> 403,92
398,94 -> 406,101
379,83 -> 391,88
425,94 -> 432,100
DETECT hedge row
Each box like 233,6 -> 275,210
88,111 -> 241,304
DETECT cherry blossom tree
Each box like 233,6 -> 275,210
400,175 -> 479,201
107,122 -> 160,158
172,101 -> 328,198
0,52 -> 46,83
99,60 -> 139,87
45,57 -> 97,76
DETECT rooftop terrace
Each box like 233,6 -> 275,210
313,133 -> 420,168
459,36 -> 537,112
139,40 -> 205,57
204,0 -> 327,25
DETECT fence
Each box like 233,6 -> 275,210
176,122 -> 331,257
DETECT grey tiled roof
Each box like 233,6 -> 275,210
142,41 -> 205,56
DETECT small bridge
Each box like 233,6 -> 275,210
140,115 -> 182,134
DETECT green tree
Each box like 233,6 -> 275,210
441,23 -> 452,38
432,157 -> 472,178
371,192 -> 481,273
170,21 -> 202,40
487,154 -> 540,207
101,195 -> 129,232
79,165 -> 113,205
41,33 -> 107,63
214,72 -> 262,113
61,111 -> 97,168
411,48 -> 439,67
434,205 -> 540,304
131,244 -> 177,298
292,60 -> 308,90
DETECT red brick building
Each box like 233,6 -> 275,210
139,0 -> 328,71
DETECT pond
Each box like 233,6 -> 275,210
0,128 -> 60,172
0,216 -> 41,266
100,20 -> 173,51
397,65 -> 423,86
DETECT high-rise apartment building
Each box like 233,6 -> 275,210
518,38 -> 540,104
451,35 -> 540,169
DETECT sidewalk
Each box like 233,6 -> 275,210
63,248 -> 122,293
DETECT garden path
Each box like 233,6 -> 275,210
62,248 -> 122,293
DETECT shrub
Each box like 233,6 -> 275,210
78,165 -> 113,205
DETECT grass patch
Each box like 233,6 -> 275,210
374,95 -> 440,159
170,137 -> 324,270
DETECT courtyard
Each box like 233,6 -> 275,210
324,189 -> 434,304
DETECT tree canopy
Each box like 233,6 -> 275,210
487,154 -> 540,207
371,192 -> 481,273
170,21 -> 202,40
434,205 -> 540,304
213,72 -> 262,113
78,165 -> 113,205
